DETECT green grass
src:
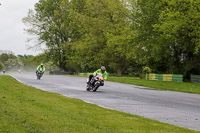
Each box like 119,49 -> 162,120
0,75 -> 199,133
107,76 -> 200,94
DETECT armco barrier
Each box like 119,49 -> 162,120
191,75 -> 200,83
146,73 -> 183,82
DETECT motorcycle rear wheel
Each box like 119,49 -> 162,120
86,84 -> 90,91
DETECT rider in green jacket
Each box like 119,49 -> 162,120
88,66 -> 108,85
93,67 -> 108,80
36,63 -> 46,74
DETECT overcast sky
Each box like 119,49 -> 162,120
0,0 -> 41,56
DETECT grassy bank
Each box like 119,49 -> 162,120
107,77 -> 200,94
0,75 -> 199,133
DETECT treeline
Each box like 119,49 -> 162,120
0,53 -> 32,71
0,53 -> 51,72
23,0 -> 200,79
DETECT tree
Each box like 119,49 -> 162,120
23,0 -> 71,71
68,0 -> 136,75
132,0 -> 164,71
0,53 -> 17,69
153,0 -> 200,79
0,61 -> 4,71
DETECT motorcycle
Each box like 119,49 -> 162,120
36,68 -> 44,80
2,70 -> 5,74
86,73 -> 105,92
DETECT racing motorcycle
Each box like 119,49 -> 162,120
86,73 -> 105,92
36,68 -> 44,80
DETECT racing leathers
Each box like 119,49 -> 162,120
88,69 -> 108,86
36,65 -> 45,74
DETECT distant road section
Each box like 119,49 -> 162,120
11,74 -> 200,131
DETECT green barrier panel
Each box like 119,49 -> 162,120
146,73 -> 149,80
146,73 -> 183,82
156,74 -> 163,81
84,73 -> 87,77
172,74 -> 183,82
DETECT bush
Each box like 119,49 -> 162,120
0,61 -> 5,71
143,67 -> 151,74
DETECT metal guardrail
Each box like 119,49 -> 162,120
191,75 -> 200,83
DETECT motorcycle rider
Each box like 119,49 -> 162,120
2,69 -> 5,74
36,63 -> 46,75
88,66 -> 108,86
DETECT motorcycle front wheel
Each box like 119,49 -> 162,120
93,84 -> 100,92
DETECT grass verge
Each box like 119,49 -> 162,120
107,77 -> 200,94
1,75 -> 199,133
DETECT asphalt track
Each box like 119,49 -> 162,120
11,74 -> 200,131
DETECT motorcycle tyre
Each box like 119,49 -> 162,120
93,85 -> 99,92
37,74 -> 41,80
86,84 -> 90,91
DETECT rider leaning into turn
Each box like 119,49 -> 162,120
88,66 -> 108,85
36,63 -> 46,74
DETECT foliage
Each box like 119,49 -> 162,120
143,67 -> 151,74
152,0 -> 200,78
131,0 -> 200,79
17,54 -> 37,71
23,0 -> 200,79
0,61 -> 4,71
0,53 -> 42,72
23,0 -> 71,70
0,53 -> 18,70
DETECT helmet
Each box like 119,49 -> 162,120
101,66 -> 106,73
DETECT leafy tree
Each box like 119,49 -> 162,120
31,53 -> 47,66
23,0 -> 137,75
23,0 -> 71,70
153,0 -> 200,79
23,0 -> 200,78
0,61 -> 4,71
0,53 -> 17,70
68,0 -> 135,75
132,0 -> 163,71
17,55 -> 37,71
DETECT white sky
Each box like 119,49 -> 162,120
0,0 -> 41,56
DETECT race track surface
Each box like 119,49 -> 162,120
11,74 -> 200,131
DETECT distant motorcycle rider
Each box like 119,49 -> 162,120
88,66 -> 108,86
2,69 -> 5,74
36,63 -> 45,74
